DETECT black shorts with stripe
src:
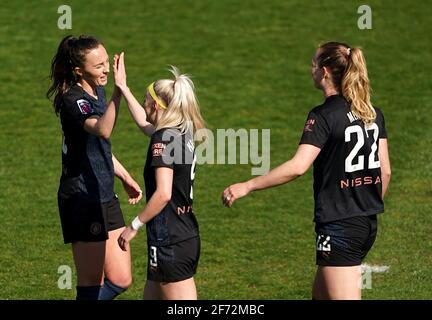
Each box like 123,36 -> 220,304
58,193 -> 125,244
315,215 -> 377,266
147,236 -> 200,283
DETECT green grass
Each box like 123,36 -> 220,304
0,0 -> 431,299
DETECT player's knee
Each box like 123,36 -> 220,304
105,273 -> 132,289
124,277 -> 133,289
116,275 -> 133,289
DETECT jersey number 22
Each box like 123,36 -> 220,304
345,123 -> 380,172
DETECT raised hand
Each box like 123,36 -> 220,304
113,52 -> 127,90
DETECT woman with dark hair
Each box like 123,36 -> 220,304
47,35 -> 143,300
222,42 -> 391,300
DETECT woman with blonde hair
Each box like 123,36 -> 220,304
115,54 -> 205,299
222,42 -> 391,300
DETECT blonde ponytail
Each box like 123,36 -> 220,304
150,66 -> 206,139
342,48 -> 376,125
317,42 -> 376,125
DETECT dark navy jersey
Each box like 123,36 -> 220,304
299,95 -> 387,223
58,84 -> 114,203
144,128 -> 199,246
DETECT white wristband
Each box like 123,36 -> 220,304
131,216 -> 144,231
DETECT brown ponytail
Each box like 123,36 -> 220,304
47,35 -> 101,114
317,42 -> 376,124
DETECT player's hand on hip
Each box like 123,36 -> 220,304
222,182 -> 250,208
122,176 -> 143,205
117,226 -> 137,251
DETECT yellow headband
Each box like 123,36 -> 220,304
147,82 -> 167,110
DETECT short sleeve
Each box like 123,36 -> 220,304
61,95 -> 98,128
375,108 -> 387,139
299,111 -> 331,149
150,129 -> 178,169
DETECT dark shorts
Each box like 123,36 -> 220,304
315,215 -> 377,266
147,236 -> 200,283
58,194 -> 125,244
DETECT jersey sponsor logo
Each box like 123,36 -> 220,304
177,205 -> 193,215
152,142 -> 166,157
76,99 -> 93,114
340,175 -> 382,189
303,118 -> 315,132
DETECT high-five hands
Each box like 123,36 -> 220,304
113,52 -> 127,90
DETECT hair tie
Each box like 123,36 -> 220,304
347,47 -> 351,56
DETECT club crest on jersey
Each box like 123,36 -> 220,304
152,143 -> 166,157
90,222 -> 102,235
76,99 -> 93,114
304,118 -> 315,132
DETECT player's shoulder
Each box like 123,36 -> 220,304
61,85 -> 96,117
309,95 -> 345,114
62,84 -> 85,105
372,106 -> 387,129
307,96 -> 347,125
374,106 -> 385,118
151,127 -> 181,143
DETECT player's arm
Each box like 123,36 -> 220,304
83,54 -> 123,139
113,52 -> 155,137
112,154 -> 143,204
117,167 -> 173,251
121,86 -> 155,137
135,167 -> 173,223
378,138 -> 391,199
83,88 -> 121,139
222,144 -> 321,207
